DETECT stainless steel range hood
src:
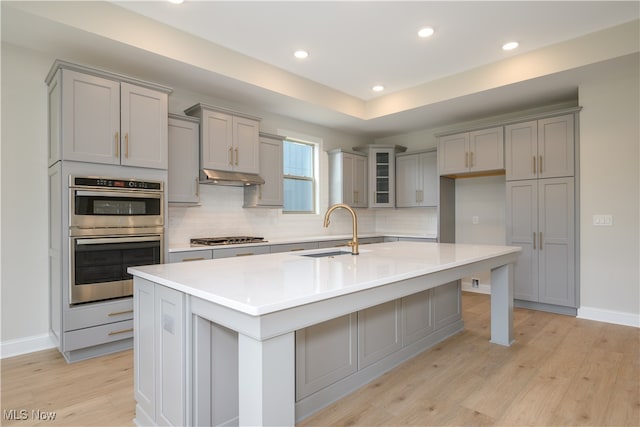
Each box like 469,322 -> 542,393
200,169 -> 265,186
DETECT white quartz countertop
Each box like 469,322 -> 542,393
130,242 -> 520,316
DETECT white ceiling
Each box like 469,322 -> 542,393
114,1 -> 638,100
2,1 -> 639,137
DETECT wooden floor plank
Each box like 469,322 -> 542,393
2,293 -> 638,427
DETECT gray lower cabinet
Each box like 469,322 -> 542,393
134,279 -> 186,427
295,314 -> 357,400
401,290 -> 435,345
271,242 -> 319,254
357,300 -> 402,369
213,245 -> 270,258
168,249 -> 213,263
433,281 -> 462,329
506,178 -> 575,307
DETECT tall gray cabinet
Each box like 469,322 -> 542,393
505,113 -> 577,313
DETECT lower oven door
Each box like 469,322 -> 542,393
70,234 -> 163,305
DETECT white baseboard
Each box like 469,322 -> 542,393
577,306 -> 640,328
461,281 -> 491,295
1,333 -> 56,359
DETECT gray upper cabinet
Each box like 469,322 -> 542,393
438,126 -> 504,176
505,114 -> 574,181
168,115 -> 200,204
244,133 -> 284,208
506,178 -> 576,307
353,145 -> 406,208
396,150 -> 438,208
185,103 -> 260,174
48,64 -> 169,169
328,149 -> 368,208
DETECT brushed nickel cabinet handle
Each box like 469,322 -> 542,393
125,133 -> 129,158
533,156 -> 536,174
539,232 -> 543,250
182,257 -> 205,262
228,147 -> 233,165
108,328 -> 133,336
288,248 -> 305,252
108,309 -> 133,317
470,151 -> 474,167
533,232 -> 536,250
235,148 -> 239,166
235,252 -> 254,257
115,132 -> 120,157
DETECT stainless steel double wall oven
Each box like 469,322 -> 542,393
69,176 -> 164,304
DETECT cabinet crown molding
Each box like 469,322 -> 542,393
46,59 -> 173,94
184,102 -> 261,122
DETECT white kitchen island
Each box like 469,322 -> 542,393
129,241 -> 520,427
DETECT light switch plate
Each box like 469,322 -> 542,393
593,214 -> 613,226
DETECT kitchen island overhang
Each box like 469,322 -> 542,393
129,241 -> 521,426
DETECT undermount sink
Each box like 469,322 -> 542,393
301,250 -> 352,258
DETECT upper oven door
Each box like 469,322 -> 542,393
71,188 -> 163,228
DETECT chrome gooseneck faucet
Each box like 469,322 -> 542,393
323,203 -> 359,255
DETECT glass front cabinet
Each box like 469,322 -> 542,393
354,144 -> 406,208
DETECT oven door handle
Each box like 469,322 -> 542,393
75,236 -> 160,245
74,190 -> 162,199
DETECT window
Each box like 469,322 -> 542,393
283,139 -> 315,213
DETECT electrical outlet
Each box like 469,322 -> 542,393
472,278 -> 479,288
593,214 -> 613,226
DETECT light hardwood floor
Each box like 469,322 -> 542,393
2,292 -> 638,426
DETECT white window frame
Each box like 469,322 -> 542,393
279,130 -> 321,215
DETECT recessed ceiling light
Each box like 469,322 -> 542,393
502,41 -> 519,51
372,85 -> 385,92
418,27 -> 435,38
294,50 -> 309,59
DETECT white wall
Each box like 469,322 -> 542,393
578,58 -> 640,324
1,44 -> 53,347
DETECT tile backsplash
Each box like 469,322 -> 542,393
167,185 -> 437,247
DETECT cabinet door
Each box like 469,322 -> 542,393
256,136 -> 283,206
168,250 -> 213,263
402,290 -> 434,346
538,178 -> 575,307
438,132 -> 469,175
201,110 -> 234,171
538,115 -> 574,179
469,127 -> 503,172
369,149 -> 396,207
357,300 -> 402,368
352,154 -> 368,208
296,314 -> 357,400
155,285 -> 186,427
433,281 -> 461,330
505,121 -> 538,181
134,279 -> 156,421
61,69 -> 120,164
168,117 -> 200,204
396,154 -> 419,207
232,116 -> 260,173
506,180 -> 539,301
341,153 -> 356,206
121,83 -> 168,169
419,151 -> 438,206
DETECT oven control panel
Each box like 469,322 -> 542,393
71,176 -> 163,191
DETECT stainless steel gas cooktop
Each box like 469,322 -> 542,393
190,236 -> 266,246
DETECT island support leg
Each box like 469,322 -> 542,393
490,263 -> 515,346
238,332 -> 295,426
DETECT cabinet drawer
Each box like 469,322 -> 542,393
64,319 -> 133,351
270,242 -> 318,253
360,237 -> 384,245
169,250 -> 213,263
64,298 -> 133,331
318,239 -> 350,249
213,245 -> 270,259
